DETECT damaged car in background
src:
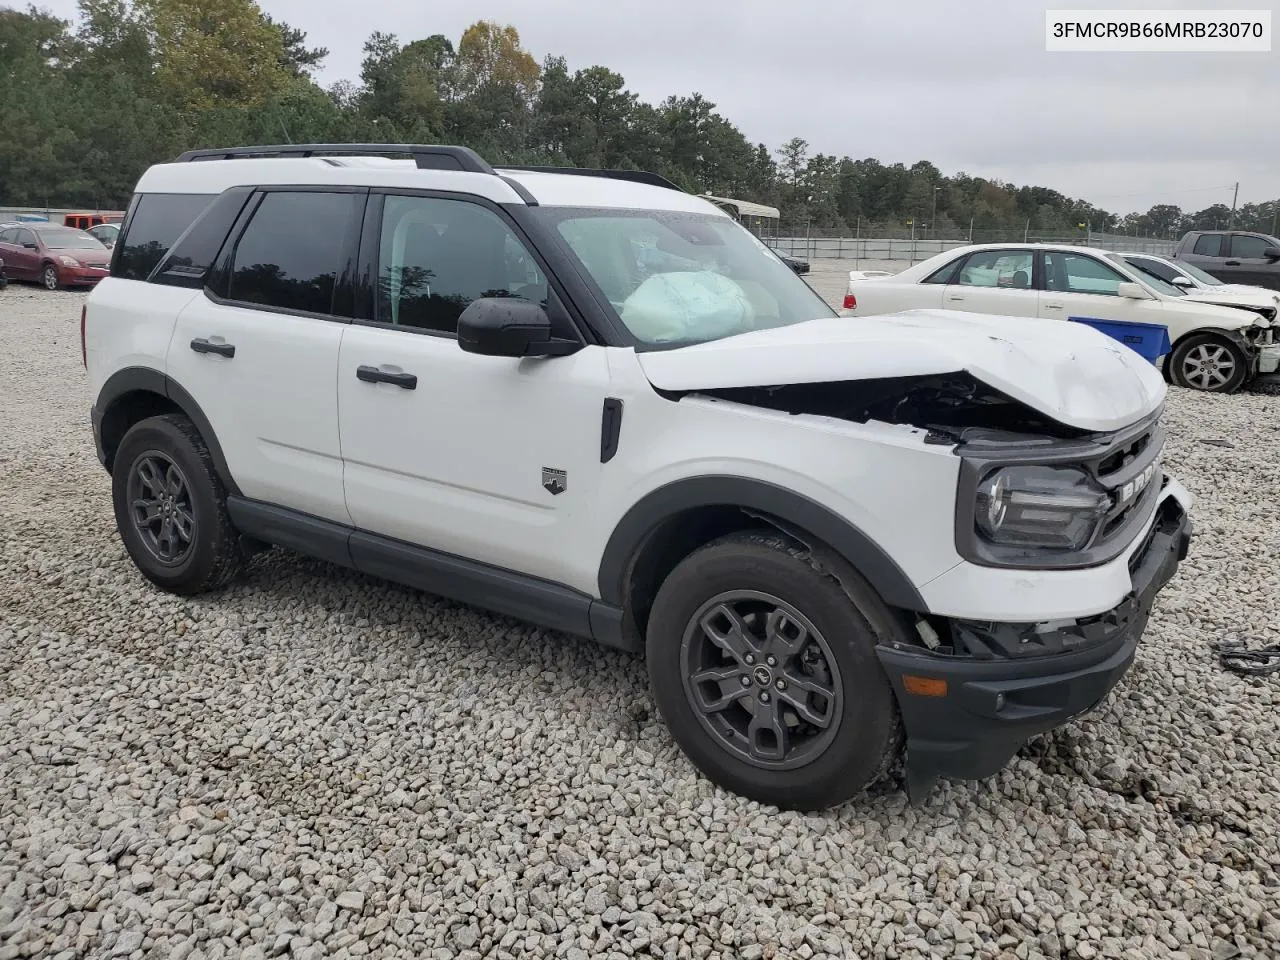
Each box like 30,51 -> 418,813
86,149 -> 1193,811
841,242 -> 1279,393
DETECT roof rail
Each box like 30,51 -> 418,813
495,165 -> 684,192
172,144 -> 496,174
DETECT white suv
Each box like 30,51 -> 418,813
84,144 -> 1193,810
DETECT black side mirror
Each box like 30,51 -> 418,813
22,242 -> 37,249
1263,246 -> 1280,261
457,297 -> 579,358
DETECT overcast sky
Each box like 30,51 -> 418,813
40,0 -> 1276,215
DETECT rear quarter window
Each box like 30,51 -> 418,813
114,193 -> 216,281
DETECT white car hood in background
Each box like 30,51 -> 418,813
637,310 -> 1166,433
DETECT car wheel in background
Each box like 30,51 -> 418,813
1168,334 -> 1249,393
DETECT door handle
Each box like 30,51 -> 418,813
190,338 -> 235,358
1224,260 -> 1241,266
1044,303 -> 1063,310
356,365 -> 417,390
947,295 -> 965,301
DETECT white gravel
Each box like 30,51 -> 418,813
2,282 -> 1280,960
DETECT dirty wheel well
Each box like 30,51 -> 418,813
99,390 -> 183,470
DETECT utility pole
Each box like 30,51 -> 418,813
1024,218 -> 1030,243
968,217 -> 974,243
1271,202 -> 1277,237
1228,182 -> 1239,228
931,185 -> 940,240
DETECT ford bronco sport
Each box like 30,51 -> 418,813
84,144 -> 1193,810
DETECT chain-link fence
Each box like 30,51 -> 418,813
757,221 -> 1178,262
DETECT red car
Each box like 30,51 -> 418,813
0,223 -> 111,290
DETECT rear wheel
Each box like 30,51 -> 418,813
111,414 -> 248,594
646,531 -> 904,810
1168,334 -> 1249,393
42,264 -> 60,291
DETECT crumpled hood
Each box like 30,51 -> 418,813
1180,287 -> 1280,318
637,310 -> 1167,433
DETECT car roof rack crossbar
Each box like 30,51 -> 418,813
173,144 -> 496,174
495,165 -> 684,192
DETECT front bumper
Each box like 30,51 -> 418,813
60,265 -> 109,286
876,493 -> 1191,796
1258,344 -> 1280,375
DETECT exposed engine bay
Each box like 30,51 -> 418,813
688,372 -> 1093,444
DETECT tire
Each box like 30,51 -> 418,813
646,530 -> 904,811
111,414 -> 248,595
1168,334 -> 1250,393
42,263 -> 60,291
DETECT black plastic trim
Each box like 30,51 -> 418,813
880,496 -> 1189,786
148,186 -> 254,288
174,144 -> 496,174
94,366 -> 240,496
498,175 -> 539,205
224,496 -> 638,652
600,398 -> 623,463
598,476 -> 927,612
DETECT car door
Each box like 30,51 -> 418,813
1037,250 -> 1162,332
941,248 -> 1039,317
166,188 -> 364,525
0,229 -> 17,277
1226,234 -> 1280,290
9,228 -> 41,280
1179,233 -> 1227,279
337,191 -> 610,593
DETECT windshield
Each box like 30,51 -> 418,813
1107,253 -> 1187,297
1170,258 -> 1225,287
37,227 -> 105,250
539,208 -> 834,346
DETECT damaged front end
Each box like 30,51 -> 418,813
689,371 -> 1193,800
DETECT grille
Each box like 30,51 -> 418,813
1089,416 -> 1164,550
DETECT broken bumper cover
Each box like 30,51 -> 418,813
876,494 -> 1191,790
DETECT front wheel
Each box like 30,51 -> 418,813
1168,334 -> 1250,393
646,531 -> 904,810
42,264 -> 60,290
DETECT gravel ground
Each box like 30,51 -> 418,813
2,282 -> 1280,960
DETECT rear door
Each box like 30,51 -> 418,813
1036,250 -> 1170,350
1179,233 -> 1228,280
941,248 -> 1039,317
166,188 -> 364,524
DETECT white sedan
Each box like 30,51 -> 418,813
1120,252 -> 1280,316
842,242 -> 1280,393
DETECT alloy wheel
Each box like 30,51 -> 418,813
1181,342 -> 1236,390
126,451 -> 197,565
680,589 -> 843,770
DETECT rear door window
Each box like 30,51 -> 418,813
114,193 -> 216,281
225,190 -> 362,316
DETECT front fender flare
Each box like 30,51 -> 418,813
597,475 -> 927,613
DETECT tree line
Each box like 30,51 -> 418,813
2,0 -> 1276,241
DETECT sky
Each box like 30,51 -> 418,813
37,0 -> 1276,215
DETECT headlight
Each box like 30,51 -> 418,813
58,256 -> 80,267
975,465 -> 1110,551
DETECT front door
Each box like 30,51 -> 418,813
942,248 -> 1040,317
337,192 -> 610,594
1225,234 -> 1280,290
8,228 -> 41,280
